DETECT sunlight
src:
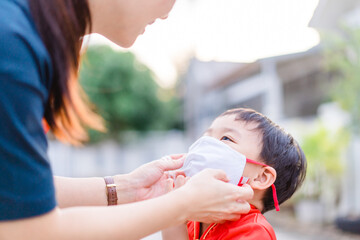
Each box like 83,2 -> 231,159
87,0 -> 320,88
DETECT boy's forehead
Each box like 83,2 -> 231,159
210,115 -> 255,130
211,114 -> 236,125
207,115 -> 261,138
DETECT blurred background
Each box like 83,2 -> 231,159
49,0 -> 360,239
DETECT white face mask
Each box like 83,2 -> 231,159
181,135 -> 280,211
181,136 -> 249,185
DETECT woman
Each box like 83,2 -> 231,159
0,0 -> 254,239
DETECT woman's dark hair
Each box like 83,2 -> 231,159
29,0 -> 104,144
221,108 -> 307,213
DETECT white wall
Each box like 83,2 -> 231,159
48,130 -> 188,178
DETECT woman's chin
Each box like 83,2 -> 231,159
110,36 -> 137,48
119,30 -> 145,48
99,28 -> 145,48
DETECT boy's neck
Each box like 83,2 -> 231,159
248,192 -> 264,212
200,223 -> 212,236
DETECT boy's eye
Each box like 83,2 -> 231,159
220,136 -> 233,142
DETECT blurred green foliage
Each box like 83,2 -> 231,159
79,45 -> 183,143
302,124 -> 349,179
324,26 -> 360,134
300,123 -> 349,199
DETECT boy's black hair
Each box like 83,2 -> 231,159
221,108 -> 307,213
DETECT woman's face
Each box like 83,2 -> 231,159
91,0 -> 176,47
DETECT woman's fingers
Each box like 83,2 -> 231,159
207,168 -> 230,183
169,154 -> 186,160
200,200 -> 251,223
223,213 -> 242,222
227,200 -> 251,215
236,184 -> 254,201
174,175 -> 189,189
155,154 -> 185,172
164,178 -> 174,193
204,213 -> 242,223
170,171 -> 186,179
181,169 -> 254,223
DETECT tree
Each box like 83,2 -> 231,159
301,123 -> 348,199
324,26 -> 360,134
79,45 -> 183,143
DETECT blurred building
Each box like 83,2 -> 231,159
184,46 -> 331,140
309,0 -> 360,31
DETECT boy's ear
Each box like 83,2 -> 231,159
250,166 -> 277,190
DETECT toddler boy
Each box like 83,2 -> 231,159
163,108 -> 307,240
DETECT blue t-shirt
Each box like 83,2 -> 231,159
0,0 -> 56,220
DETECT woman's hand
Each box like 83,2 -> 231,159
176,169 -> 254,223
114,154 -> 185,204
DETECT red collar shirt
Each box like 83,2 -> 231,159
187,206 -> 276,240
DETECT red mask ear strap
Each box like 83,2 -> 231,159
246,158 -> 280,211
246,158 -> 268,167
272,184 -> 280,211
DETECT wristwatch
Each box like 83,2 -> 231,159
104,176 -> 118,206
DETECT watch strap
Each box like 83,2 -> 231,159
104,176 -> 118,206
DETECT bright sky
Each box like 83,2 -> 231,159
87,0 -> 320,88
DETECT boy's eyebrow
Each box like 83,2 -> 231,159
222,127 -> 242,138
204,128 -> 241,138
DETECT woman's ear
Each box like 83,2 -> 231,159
250,166 -> 277,190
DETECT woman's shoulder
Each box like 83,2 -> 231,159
0,0 -> 52,88
0,0 -> 48,56
0,0 -> 32,31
